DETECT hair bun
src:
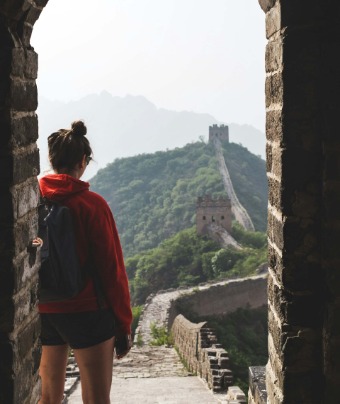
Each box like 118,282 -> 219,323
71,120 -> 87,136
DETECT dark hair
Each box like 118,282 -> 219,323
48,120 -> 93,172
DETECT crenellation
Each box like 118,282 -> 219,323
171,314 -> 234,393
208,124 -> 229,143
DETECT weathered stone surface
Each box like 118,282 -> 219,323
0,2 -> 46,404
10,113 -> 38,147
12,178 -> 40,219
9,80 -> 38,111
248,366 -> 267,404
12,147 -> 40,184
171,315 -> 234,392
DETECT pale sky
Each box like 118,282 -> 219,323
32,0 -> 266,132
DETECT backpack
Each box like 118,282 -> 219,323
38,197 -> 86,303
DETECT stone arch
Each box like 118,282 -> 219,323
1,1 -> 340,403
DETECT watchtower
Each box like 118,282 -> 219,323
209,124 -> 229,143
196,195 -> 232,235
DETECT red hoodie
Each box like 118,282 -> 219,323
38,174 -> 132,337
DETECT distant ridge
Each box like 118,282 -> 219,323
37,92 -> 265,180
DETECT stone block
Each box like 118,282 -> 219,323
13,211 -> 38,255
266,109 -> 282,144
13,147 -> 40,184
258,0 -> 277,13
21,23 -> 34,47
10,113 -> 38,148
267,210 -> 284,250
11,48 -> 25,77
25,5 -> 42,27
267,177 -> 281,211
9,80 -> 37,111
265,72 -> 283,108
265,1 -> 281,38
12,178 -> 40,219
266,142 -> 282,178
25,50 -> 38,79
265,39 -> 282,73
248,366 -> 267,404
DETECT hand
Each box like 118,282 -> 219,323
115,334 -> 132,359
31,237 -> 43,248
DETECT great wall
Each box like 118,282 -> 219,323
65,274 -> 267,403
64,127 -> 267,402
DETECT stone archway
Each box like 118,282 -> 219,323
1,1 -> 340,403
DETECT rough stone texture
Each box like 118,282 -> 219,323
248,367 -> 266,404
0,1 -> 44,403
171,315 -> 234,393
262,0 -> 340,403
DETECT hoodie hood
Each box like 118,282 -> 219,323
39,174 -> 90,202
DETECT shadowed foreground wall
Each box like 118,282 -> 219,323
261,0 -> 340,402
0,1 -> 47,403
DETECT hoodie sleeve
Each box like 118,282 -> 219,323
87,195 -> 132,337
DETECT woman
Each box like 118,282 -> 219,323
38,120 -> 132,404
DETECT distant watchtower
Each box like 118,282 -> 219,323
209,124 -> 229,143
196,195 -> 232,236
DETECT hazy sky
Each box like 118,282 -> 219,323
32,0 -> 266,132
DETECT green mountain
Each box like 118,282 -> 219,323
90,140 -> 267,258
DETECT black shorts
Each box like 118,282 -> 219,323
40,309 -> 116,349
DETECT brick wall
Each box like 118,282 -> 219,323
0,1 -> 47,403
262,0 -> 340,402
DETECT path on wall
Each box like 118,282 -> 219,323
213,138 -> 255,231
67,275 -> 267,403
67,346 -> 228,403
135,274 -> 267,345
206,222 -> 241,249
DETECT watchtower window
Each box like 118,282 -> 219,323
202,216 -> 206,220
221,216 -> 224,220
212,216 -> 215,222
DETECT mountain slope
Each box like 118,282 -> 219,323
90,140 -> 267,257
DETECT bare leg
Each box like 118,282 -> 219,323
74,337 -> 115,404
39,344 -> 69,404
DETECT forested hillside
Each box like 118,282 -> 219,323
90,140 -> 267,257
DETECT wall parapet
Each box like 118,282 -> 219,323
171,314 -> 234,393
